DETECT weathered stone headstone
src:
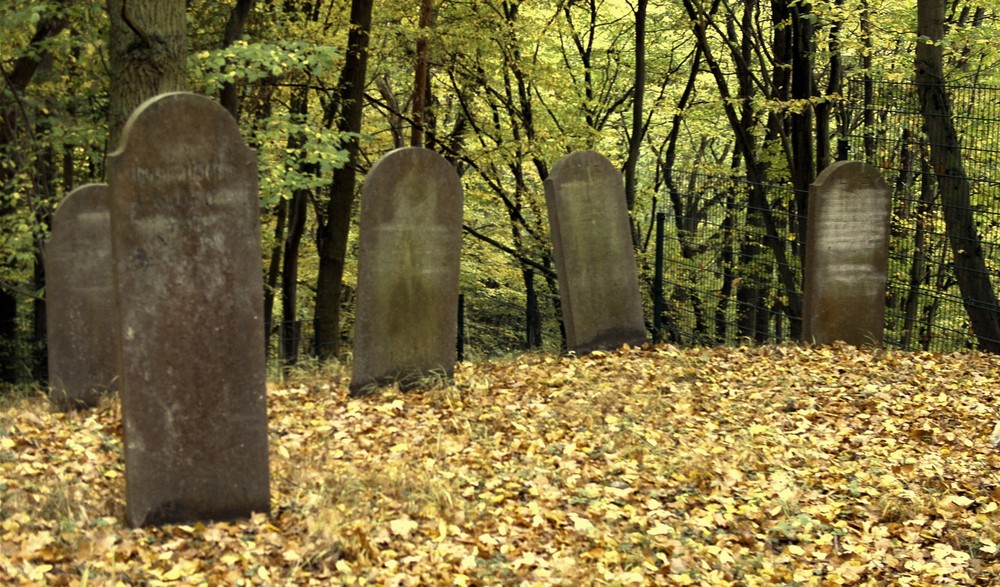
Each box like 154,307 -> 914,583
544,151 -> 647,354
107,92 -> 269,526
350,147 -> 463,395
45,184 -> 117,408
803,161 -> 891,346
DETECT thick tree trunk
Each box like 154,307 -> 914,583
916,0 -> 1000,351
314,0 -> 374,360
107,0 -> 188,149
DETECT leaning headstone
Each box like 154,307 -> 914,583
45,184 -> 117,408
350,147 -> 463,395
544,151 -> 647,354
107,92 -> 269,526
803,161 -> 891,346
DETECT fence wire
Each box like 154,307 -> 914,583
659,79 -> 1000,352
844,79 -> 1000,351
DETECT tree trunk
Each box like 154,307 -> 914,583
280,189 -> 307,367
263,198 -> 287,358
279,88 -> 313,368
411,0 -> 434,147
916,0 -> 1000,351
220,0 -> 256,118
623,0 -> 647,222
107,0 -> 188,150
314,0 -> 374,360
789,1 -> 814,256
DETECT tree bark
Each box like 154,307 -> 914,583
411,0 -> 434,147
220,0 -> 256,118
107,0 -> 188,150
623,0 -> 647,221
916,0 -> 1000,351
279,87 -> 314,368
313,0 -> 374,360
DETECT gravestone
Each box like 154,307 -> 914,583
107,92 -> 269,526
803,161 -> 891,346
544,151 -> 647,354
45,184 -> 117,408
350,147 -> 463,395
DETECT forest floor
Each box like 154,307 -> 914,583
2,343 -> 1000,586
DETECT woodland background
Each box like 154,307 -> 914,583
1,0 -> 999,383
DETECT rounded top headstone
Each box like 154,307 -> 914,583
548,150 -> 621,183
812,160 -> 890,192
361,147 -> 463,226
110,92 -> 250,161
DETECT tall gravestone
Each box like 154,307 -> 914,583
108,92 -> 269,526
803,161 -> 891,346
544,151 -> 647,354
350,147 -> 463,395
45,184 -> 118,408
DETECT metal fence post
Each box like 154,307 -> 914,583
653,212 -> 665,343
457,293 -> 465,361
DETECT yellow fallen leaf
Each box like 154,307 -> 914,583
219,553 -> 240,565
460,552 -> 478,571
162,564 -> 184,581
389,517 -> 419,538
648,522 -> 673,536
570,513 -> 595,533
947,494 -> 974,508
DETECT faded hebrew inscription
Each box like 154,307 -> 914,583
803,161 -> 891,347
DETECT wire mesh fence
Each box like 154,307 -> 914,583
657,79 -> 1000,352
654,174 -> 805,347
843,78 -> 1000,351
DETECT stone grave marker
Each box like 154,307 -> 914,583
544,151 -> 647,354
45,184 -> 118,408
350,147 -> 463,395
803,161 -> 891,346
107,92 -> 269,526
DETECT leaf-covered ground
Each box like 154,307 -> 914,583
2,343 -> 1000,586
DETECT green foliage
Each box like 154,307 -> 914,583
189,40 -> 341,92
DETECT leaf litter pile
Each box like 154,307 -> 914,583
3,344 -> 1000,586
